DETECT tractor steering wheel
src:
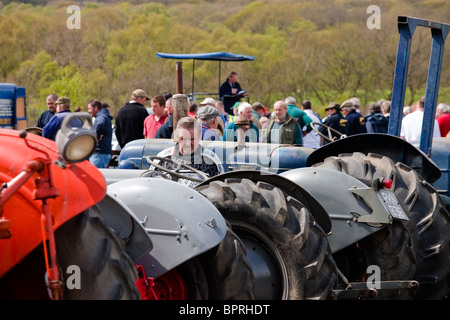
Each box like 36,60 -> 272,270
143,155 -> 209,183
310,122 -> 347,143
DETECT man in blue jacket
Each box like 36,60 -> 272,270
319,102 -> 348,145
155,96 -> 174,139
88,99 -> 113,168
365,101 -> 389,133
341,99 -> 367,136
42,96 -> 80,141
37,94 -> 58,128
219,71 -> 246,115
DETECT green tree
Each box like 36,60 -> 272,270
1,0 -> 450,120
13,50 -> 59,103
0,16 -> 32,78
48,65 -> 87,109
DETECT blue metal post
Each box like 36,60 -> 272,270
421,27 -> 450,154
389,16 -> 450,156
388,17 -> 417,137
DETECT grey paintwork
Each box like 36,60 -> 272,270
97,192 -> 153,261
281,167 -> 393,253
106,177 -> 227,279
99,168 -> 149,185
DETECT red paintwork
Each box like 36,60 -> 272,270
135,264 -> 188,300
0,129 -> 106,277
150,268 -> 188,300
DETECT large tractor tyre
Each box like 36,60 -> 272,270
314,152 -> 450,299
197,223 -> 255,299
0,206 -> 141,299
196,178 -> 338,300
333,220 -> 416,299
55,206 -> 141,300
152,225 -> 255,300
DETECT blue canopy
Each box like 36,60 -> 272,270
156,51 -> 254,61
156,52 -> 254,99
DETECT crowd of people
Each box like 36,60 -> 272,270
36,72 -> 450,173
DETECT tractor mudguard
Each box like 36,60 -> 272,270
99,168 -> 149,185
0,129 -> 106,278
106,177 -> 227,279
306,133 -> 441,184
196,170 -> 332,234
96,192 -> 153,261
280,167 -> 394,253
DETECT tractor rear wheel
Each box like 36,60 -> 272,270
314,152 -> 450,299
196,178 -> 337,300
55,206 -> 141,299
152,224 -> 255,300
332,220 -> 416,299
0,206 -> 141,299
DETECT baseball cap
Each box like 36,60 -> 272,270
55,96 -> 70,105
325,102 -> 340,111
350,97 -> 360,107
341,99 -> 354,109
231,101 -> 241,109
199,97 -> 216,106
131,89 -> 149,100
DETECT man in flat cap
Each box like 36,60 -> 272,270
115,89 -> 150,149
197,105 -> 221,141
42,96 -> 81,141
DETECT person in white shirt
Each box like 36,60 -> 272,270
400,96 -> 441,143
300,100 -> 321,149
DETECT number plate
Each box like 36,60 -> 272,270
377,189 -> 409,221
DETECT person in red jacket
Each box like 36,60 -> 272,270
436,103 -> 450,137
143,95 -> 168,139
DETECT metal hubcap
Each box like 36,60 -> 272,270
231,221 -> 288,299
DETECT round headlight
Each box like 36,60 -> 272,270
63,133 -> 97,163
55,112 -> 98,164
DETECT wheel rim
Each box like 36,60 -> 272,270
231,220 -> 289,299
152,268 -> 188,300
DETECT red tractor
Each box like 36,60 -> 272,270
0,113 -> 253,300
0,113 -> 152,299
